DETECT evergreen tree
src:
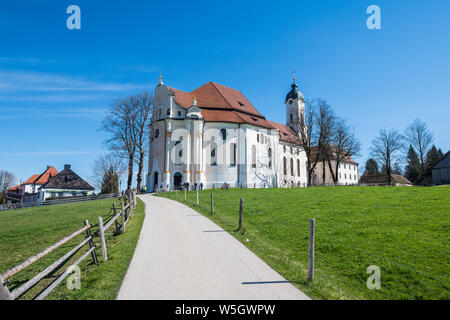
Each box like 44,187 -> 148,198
424,145 -> 444,176
392,162 -> 403,175
364,158 -> 379,175
405,145 -> 421,184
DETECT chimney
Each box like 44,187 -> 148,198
64,164 -> 71,170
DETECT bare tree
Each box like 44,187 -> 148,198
327,118 -> 361,184
133,91 -> 153,192
296,99 -> 318,186
404,119 -> 433,174
315,99 -> 336,186
101,95 -> 139,189
0,170 -> 16,204
370,128 -> 404,185
91,153 -> 126,194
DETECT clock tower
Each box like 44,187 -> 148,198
285,73 -> 305,135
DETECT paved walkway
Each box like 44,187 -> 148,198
117,194 -> 309,300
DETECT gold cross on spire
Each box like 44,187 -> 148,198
293,70 -> 296,82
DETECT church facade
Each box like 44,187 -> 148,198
146,76 -> 357,191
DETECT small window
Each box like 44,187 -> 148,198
178,111 -> 181,117
154,129 -> 160,139
220,128 -> 227,141
283,146 -> 286,153
290,147 -> 293,154
268,148 -> 272,168
290,114 -> 293,122
238,101 -> 245,107
257,134 -> 260,143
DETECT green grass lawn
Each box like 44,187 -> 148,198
157,186 -> 449,300
0,197 -> 145,300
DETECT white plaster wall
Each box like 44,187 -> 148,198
277,142 -> 308,187
313,160 -> 359,185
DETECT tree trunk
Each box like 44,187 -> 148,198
322,161 -> 326,186
136,146 -> 145,192
327,159 -> 337,185
127,154 -> 134,190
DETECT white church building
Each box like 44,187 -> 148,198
146,75 -> 358,191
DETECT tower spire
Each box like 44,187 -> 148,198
158,72 -> 164,86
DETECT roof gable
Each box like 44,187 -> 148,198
40,168 -> 94,191
34,166 -> 59,185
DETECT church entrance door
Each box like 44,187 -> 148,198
174,172 -> 182,190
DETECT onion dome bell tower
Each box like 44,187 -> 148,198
285,72 -> 305,134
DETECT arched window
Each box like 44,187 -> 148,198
290,114 -> 293,122
252,145 -> 256,168
297,159 -> 300,176
290,158 -> 294,176
257,134 -> 260,143
220,128 -> 227,141
230,143 -> 236,166
283,157 -> 287,175
268,148 -> 272,168
283,145 -> 286,153
154,129 -> 160,139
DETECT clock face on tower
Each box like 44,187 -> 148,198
289,99 -> 293,105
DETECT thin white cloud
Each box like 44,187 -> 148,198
0,70 -> 151,95
0,151 -> 101,157
0,107 -> 108,119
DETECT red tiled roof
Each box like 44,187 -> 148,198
23,174 -> 39,185
168,82 -> 274,129
169,81 -> 265,120
34,166 -> 59,185
267,120 -> 301,144
7,185 -> 21,192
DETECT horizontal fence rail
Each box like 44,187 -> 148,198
0,193 -> 120,211
0,189 -> 137,300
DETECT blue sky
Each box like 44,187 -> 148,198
1,0 -> 449,187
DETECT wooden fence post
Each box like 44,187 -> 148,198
0,276 -> 13,300
308,218 -> 315,282
210,193 -> 214,214
112,203 -> 119,235
196,188 -> 199,205
238,198 -> 243,231
176,189 -> 178,200
184,187 -> 187,201
98,216 -> 107,261
120,200 -> 125,233
84,220 -> 98,264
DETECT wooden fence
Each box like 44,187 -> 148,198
0,192 -> 120,211
0,190 -> 137,300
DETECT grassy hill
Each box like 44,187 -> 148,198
0,198 -> 145,300
158,186 -> 449,300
